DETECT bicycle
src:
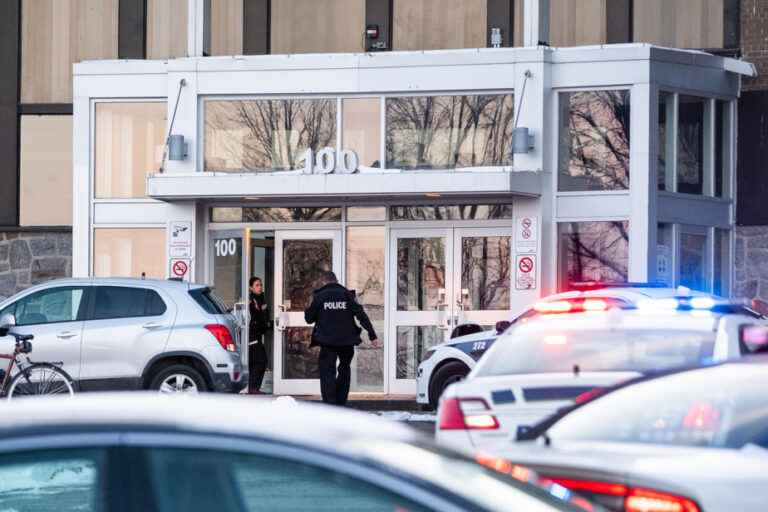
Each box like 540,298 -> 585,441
0,330 -> 76,400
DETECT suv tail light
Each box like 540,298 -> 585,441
205,324 -> 236,352
543,477 -> 700,512
439,398 -> 499,430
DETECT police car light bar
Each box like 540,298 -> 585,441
636,297 -> 749,313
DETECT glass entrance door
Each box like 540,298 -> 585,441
389,227 -> 512,394
274,230 -> 342,395
389,229 -> 453,395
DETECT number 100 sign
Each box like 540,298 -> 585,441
303,148 -> 360,175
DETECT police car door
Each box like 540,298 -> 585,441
274,230 -> 342,395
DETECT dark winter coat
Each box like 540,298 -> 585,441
249,292 -> 270,341
304,283 -> 377,347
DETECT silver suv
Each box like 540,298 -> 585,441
0,278 -> 244,393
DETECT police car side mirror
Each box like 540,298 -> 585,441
495,320 -> 511,335
0,313 -> 16,337
741,325 -> 768,354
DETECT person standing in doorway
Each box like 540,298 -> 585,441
248,277 -> 269,394
304,271 -> 377,406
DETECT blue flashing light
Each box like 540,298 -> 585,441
549,483 -> 572,501
690,297 -> 716,310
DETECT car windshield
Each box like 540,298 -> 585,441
476,328 -> 715,376
546,364 -> 768,449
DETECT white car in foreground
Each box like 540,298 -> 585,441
436,298 -> 767,454
497,357 -> 768,512
417,284 -> 725,408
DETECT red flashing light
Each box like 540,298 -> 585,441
545,477 -> 700,512
682,402 -> 720,430
583,299 -> 609,311
535,301 -> 573,313
205,324 -> 237,352
574,387 -> 606,404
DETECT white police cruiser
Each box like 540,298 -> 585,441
435,296 -> 767,455
417,283 -> 720,408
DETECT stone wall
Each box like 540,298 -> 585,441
0,231 -> 72,301
734,226 -> 768,300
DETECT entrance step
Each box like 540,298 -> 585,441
294,394 -> 424,412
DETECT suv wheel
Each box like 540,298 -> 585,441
429,361 -> 470,408
150,364 -> 208,394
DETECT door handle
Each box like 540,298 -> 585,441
142,322 -> 163,330
57,331 -> 78,339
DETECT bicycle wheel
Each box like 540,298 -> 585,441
6,363 -> 75,399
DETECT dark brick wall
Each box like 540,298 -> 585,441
0,232 -> 72,301
741,0 -> 768,91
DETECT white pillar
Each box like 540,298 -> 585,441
187,0 -> 210,57
629,82 -> 655,282
523,0 -> 550,47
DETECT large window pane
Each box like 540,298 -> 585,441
677,95 -> 705,195
283,326 -> 318,379
393,0 -> 486,50
549,0 -> 606,46
21,0 -> 118,103
94,103 -> 166,199
633,0 -> 725,49
558,221 -> 629,290
210,0 -> 243,56
385,95 -> 514,170
390,205 -> 513,221
346,226 -> 385,392
342,98 -> 381,168
271,0 -> 364,54
93,228 -> 165,279
558,90 -> 630,191
397,238 -> 446,311
282,240 -> 332,312
205,99 -> 337,173
658,92 -> 674,191
680,232 -> 708,292
461,236 -> 511,310
20,115 -> 73,226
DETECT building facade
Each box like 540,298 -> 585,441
0,0 -> 766,396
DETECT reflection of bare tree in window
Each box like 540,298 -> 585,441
386,95 -> 514,170
677,97 -> 704,194
397,238 -> 445,311
462,237 -> 510,310
559,91 -> 630,191
282,240 -> 332,311
561,221 -> 629,288
390,204 -> 514,221
244,207 -> 342,222
205,99 -> 336,172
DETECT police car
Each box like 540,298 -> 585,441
416,284 -> 719,408
435,296 -> 768,455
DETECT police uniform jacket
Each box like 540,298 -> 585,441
304,283 -> 377,347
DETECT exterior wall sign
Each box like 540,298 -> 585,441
170,258 -> 191,281
515,216 -> 538,254
516,255 -> 536,290
657,244 -> 671,284
303,147 -> 360,174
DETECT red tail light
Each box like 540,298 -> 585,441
438,398 -> 499,430
574,387 -> 606,404
545,477 -> 700,512
205,324 -> 236,352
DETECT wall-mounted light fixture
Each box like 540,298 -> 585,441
168,134 -> 188,161
511,70 -> 534,155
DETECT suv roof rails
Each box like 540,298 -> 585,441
569,281 -> 669,291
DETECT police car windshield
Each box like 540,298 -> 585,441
547,363 -> 768,448
477,329 -> 715,376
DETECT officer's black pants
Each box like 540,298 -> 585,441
318,345 -> 355,406
248,338 -> 268,393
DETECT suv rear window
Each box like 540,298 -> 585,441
189,288 -> 227,315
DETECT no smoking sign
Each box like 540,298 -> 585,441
170,258 -> 191,281
515,254 -> 536,290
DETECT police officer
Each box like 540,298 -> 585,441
304,271 -> 377,406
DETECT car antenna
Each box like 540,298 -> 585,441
573,364 -> 580,377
